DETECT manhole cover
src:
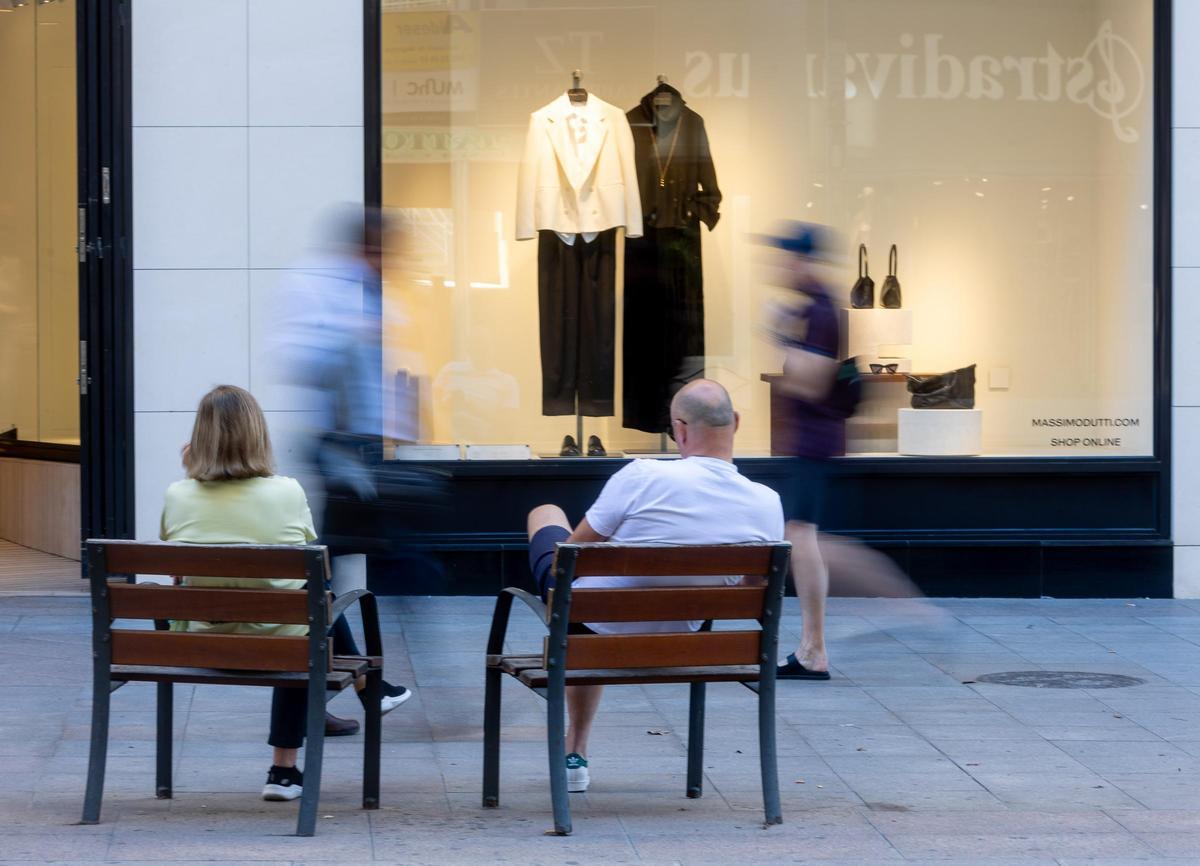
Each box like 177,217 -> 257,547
973,671 -> 1145,689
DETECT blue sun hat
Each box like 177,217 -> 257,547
760,220 -> 841,262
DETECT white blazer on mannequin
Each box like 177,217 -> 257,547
515,93 -> 643,240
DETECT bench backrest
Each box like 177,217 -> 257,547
544,542 -> 791,672
85,540 -> 330,674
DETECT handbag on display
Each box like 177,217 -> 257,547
880,244 -> 902,309
906,364 -> 976,409
850,244 -> 874,309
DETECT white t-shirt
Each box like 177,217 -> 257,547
579,456 -> 785,634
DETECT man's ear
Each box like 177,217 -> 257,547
733,411 -> 741,434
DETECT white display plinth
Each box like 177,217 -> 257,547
841,308 -> 914,357
394,444 -> 461,460
465,444 -> 531,460
898,408 -> 982,456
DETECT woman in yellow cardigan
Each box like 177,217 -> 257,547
161,385 -> 409,801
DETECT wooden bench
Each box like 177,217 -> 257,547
80,540 -> 383,837
483,541 -> 792,835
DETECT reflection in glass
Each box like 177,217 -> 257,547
379,0 -> 1154,459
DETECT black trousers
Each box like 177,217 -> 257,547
267,611 -> 362,749
538,230 -> 617,416
623,225 -> 705,433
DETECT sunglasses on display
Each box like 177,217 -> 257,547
869,363 -> 899,374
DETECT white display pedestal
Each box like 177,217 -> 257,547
898,409 -> 982,456
840,308 -> 914,357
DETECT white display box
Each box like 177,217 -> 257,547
465,444 -> 531,460
898,408 -> 982,456
841,308 -> 914,357
393,444 -> 461,461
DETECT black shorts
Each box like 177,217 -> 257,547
791,457 -> 830,525
528,524 -> 595,634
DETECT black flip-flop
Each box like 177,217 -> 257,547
776,652 -> 831,681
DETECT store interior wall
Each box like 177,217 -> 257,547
130,0 -> 363,541
0,0 -> 79,446
380,0 -> 1154,458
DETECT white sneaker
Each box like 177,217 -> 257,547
359,682 -> 413,716
262,765 -> 303,801
565,752 -> 590,793
380,683 -> 412,714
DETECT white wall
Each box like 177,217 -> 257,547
131,0 -> 363,539
1174,0 -> 1200,596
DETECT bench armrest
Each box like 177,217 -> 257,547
502,587 -> 547,623
486,586 -> 548,657
329,588 -> 383,658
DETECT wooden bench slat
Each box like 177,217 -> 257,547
559,585 -> 766,623
109,584 -> 316,625
498,655 -> 543,674
516,664 -> 762,688
569,544 -> 776,578
111,665 -> 356,689
99,541 -> 315,579
548,630 -> 762,670
111,629 -> 311,673
332,655 -> 383,672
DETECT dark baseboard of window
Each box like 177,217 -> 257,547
0,439 -> 82,464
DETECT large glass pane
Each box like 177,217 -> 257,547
0,0 -> 79,445
380,0 -> 1153,459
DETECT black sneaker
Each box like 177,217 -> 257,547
359,680 -> 413,716
262,765 -> 303,801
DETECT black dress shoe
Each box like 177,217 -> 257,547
586,435 -> 607,457
559,434 -> 581,457
325,711 -> 360,736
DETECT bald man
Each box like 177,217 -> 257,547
526,380 -> 784,793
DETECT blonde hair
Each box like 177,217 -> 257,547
184,385 -> 275,482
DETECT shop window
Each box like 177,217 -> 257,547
0,0 -> 79,446
379,0 -> 1154,459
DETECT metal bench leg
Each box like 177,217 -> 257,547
758,675 -> 782,825
686,682 -> 706,798
80,675 -> 111,824
156,682 -> 173,799
363,670 -> 381,810
296,685 -> 325,837
546,679 -> 572,835
482,666 -> 502,807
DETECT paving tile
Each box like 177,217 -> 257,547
1132,832 -> 1200,858
881,831 -> 1155,860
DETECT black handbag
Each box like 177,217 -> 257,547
850,244 -> 874,309
880,245 -> 902,309
906,364 -> 976,409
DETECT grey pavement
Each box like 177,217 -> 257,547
5,593 -> 1200,863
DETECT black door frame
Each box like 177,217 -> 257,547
0,0 -> 134,559
77,0 -> 134,551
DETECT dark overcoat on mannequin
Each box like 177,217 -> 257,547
624,83 -> 722,434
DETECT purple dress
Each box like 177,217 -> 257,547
775,283 -> 846,460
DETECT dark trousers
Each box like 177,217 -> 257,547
623,225 -> 705,433
538,229 -> 617,416
267,613 -> 362,749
